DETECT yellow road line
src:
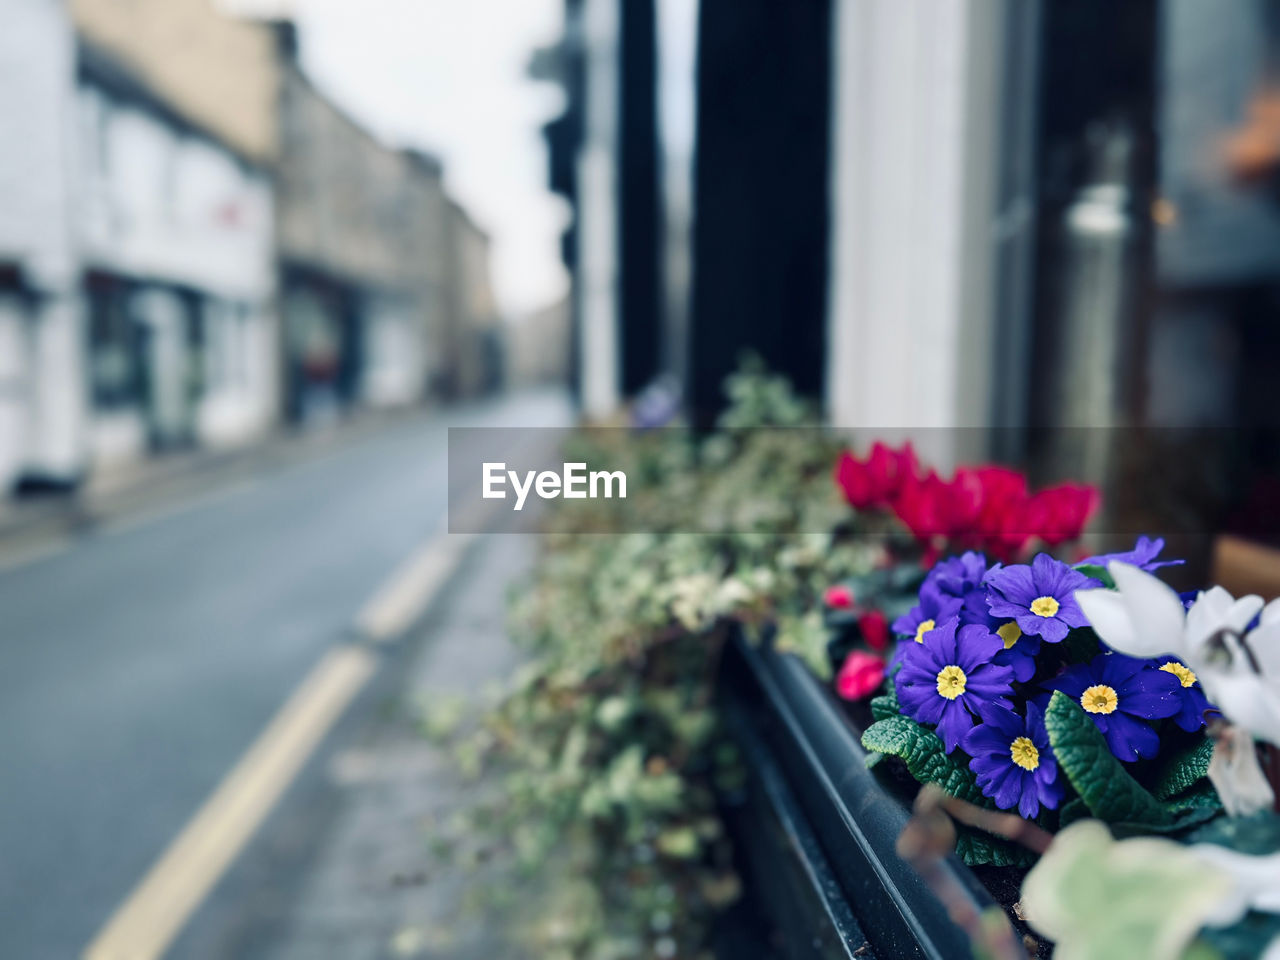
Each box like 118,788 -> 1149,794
82,644 -> 377,960
354,532 -> 475,643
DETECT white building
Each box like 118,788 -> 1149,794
0,0 -> 83,490
77,47 -> 277,465
0,0 -> 278,493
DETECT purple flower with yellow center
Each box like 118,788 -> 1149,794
1044,653 -> 1182,761
1080,535 -> 1184,572
962,702 -> 1063,819
925,551 -> 990,600
990,619 -> 1043,682
896,616 -> 1014,752
1157,656 -> 1213,732
984,553 -> 1100,643
892,585 -> 964,645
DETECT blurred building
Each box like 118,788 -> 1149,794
505,296 -> 572,388
437,201 -> 503,399
546,0 -> 1280,574
0,0 -> 502,496
274,32 -> 441,421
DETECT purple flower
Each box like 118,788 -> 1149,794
1157,657 -> 1214,732
1044,653 -> 1182,761
896,616 -> 1014,752
1080,535 -> 1184,572
892,585 -> 964,644
990,620 -> 1042,683
963,702 -> 1063,819
925,551 -> 990,600
984,553 -> 1100,643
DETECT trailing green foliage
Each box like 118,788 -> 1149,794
447,366 -> 881,958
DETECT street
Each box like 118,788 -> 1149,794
0,391 -> 569,960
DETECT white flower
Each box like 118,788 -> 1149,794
1075,564 -> 1261,663
1207,724 -> 1275,817
1075,563 -> 1280,745
1189,843 -> 1280,917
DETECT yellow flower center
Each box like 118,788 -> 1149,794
1160,661 -> 1197,688
1081,684 -> 1119,715
1010,736 -> 1040,771
996,621 -> 1023,650
935,665 -> 968,700
1029,596 -> 1060,618
914,619 -> 936,643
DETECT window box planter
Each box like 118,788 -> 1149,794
719,629 -> 997,960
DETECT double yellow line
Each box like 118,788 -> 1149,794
83,527 -> 471,960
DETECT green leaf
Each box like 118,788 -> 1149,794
1073,564 -> 1116,589
869,683 -> 900,722
955,828 -> 1038,868
1044,691 -> 1171,827
1021,821 -> 1238,960
1150,737 -> 1215,801
1187,810 -> 1280,855
860,715 -> 990,807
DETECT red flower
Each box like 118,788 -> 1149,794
824,584 -> 855,609
955,465 -> 1033,559
1026,483 -> 1099,546
835,650 -> 886,701
835,441 -> 918,510
892,469 -> 981,541
859,609 -> 890,652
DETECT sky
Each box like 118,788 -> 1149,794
243,0 -> 571,319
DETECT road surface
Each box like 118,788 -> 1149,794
0,391 -> 569,959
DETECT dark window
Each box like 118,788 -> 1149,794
86,273 -> 143,409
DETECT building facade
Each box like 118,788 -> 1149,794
0,0 -> 502,496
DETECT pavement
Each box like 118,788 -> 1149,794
0,390 -> 568,960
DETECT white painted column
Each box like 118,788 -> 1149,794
826,0 -> 1006,464
576,0 -> 621,420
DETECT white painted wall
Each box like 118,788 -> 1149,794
77,81 -> 279,454
825,0 -> 1005,465
0,0 -> 87,486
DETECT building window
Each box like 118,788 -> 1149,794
86,273 -> 142,409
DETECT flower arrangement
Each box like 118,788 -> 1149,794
892,555 -> 1280,959
824,442 -> 1102,719
855,540 -> 1225,866
826,441 -> 1280,956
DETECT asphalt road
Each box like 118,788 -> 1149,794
0,390 -> 570,960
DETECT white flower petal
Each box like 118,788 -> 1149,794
1190,844 -> 1280,920
1188,587 -> 1235,643
1075,587 -> 1142,654
1248,620 -> 1280,679
1105,561 -> 1188,657
1227,595 -> 1266,634
1206,671 -> 1280,746
1206,725 -> 1275,817
1262,597 -> 1280,627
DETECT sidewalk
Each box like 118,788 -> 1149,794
251,532 -> 535,960
0,408 -> 421,565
